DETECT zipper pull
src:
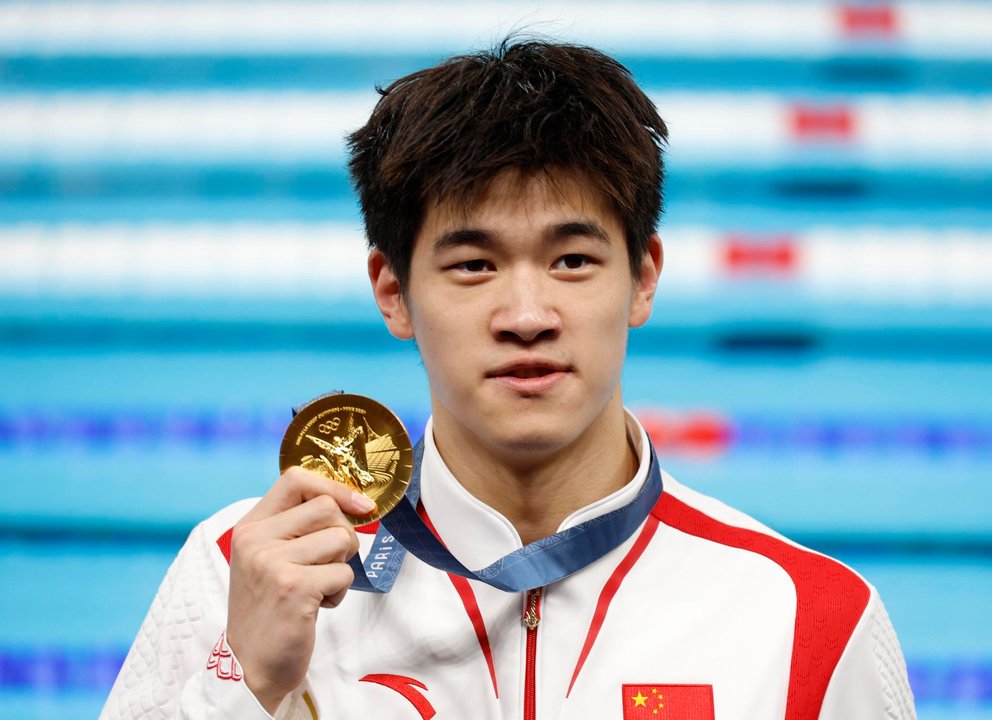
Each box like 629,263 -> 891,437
523,587 -> 542,630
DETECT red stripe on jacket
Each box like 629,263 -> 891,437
655,494 -> 870,720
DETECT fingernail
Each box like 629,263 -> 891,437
352,492 -> 376,512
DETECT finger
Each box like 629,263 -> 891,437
244,466 -> 377,521
277,526 -> 360,566
302,563 -> 356,608
321,587 -> 349,609
264,495 -> 355,541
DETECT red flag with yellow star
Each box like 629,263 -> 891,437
622,684 -> 714,719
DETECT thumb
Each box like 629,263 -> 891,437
341,490 -> 377,516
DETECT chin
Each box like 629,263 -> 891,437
477,416 -> 579,459
495,433 -> 565,456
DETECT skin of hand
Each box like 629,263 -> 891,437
225,466 -> 377,713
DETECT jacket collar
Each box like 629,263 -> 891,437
418,412 -> 651,571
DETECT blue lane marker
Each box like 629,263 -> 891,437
0,646 -> 988,704
1,410 -> 989,455
1,56 -> 989,94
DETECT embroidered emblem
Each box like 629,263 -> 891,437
360,674 -> 436,719
206,631 -> 243,681
622,684 -> 714,719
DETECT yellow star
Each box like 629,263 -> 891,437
631,692 -> 648,707
651,688 -> 658,694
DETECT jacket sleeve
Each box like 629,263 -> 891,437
818,590 -> 917,719
99,509 -> 319,720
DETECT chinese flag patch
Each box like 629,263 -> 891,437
622,684 -> 714,719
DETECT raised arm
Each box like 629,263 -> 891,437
101,468 -> 375,720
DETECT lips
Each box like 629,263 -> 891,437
486,358 -> 572,393
507,367 -> 553,378
487,359 -> 571,379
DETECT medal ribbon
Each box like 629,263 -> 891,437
348,438 -> 664,593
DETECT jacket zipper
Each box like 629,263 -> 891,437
522,587 -> 543,720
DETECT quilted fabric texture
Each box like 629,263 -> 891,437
100,512 -> 318,720
872,599 -> 916,720
102,524 -> 225,718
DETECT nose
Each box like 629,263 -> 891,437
490,270 -> 562,343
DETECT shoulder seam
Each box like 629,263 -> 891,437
654,493 -> 870,720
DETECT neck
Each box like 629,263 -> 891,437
430,396 -> 639,545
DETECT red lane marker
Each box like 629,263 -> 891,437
790,104 -> 855,141
635,410 -> 732,456
723,235 -> 798,275
838,4 -> 898,36
679,415 -> 733,452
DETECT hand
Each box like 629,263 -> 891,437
225,467 -> 376,713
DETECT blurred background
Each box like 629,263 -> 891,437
0,1 -> 990,717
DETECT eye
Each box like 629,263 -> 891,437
452,258 -> 494,273
552,254 -> 592,271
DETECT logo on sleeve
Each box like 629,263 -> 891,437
622,684 -> 713,719
206,631 -> 243,682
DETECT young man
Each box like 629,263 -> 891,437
102,40 -> 916,719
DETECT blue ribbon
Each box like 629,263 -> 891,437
349,438 -> 664,593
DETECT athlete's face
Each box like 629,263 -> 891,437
370,169 -> 662,463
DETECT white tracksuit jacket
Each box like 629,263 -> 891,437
101,417 -> 916,720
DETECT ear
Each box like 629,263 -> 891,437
628,233 -> 663,328
368,249 -> 415,340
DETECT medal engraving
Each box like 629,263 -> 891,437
280,394 -> 413,525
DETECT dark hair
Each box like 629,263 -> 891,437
347,38 -> 667,288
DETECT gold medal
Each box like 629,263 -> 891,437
279,393 -> 413,526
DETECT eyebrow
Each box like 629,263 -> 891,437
432,220 -> 611,254
546,221 -> 611,246
432,228 -> 498,254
